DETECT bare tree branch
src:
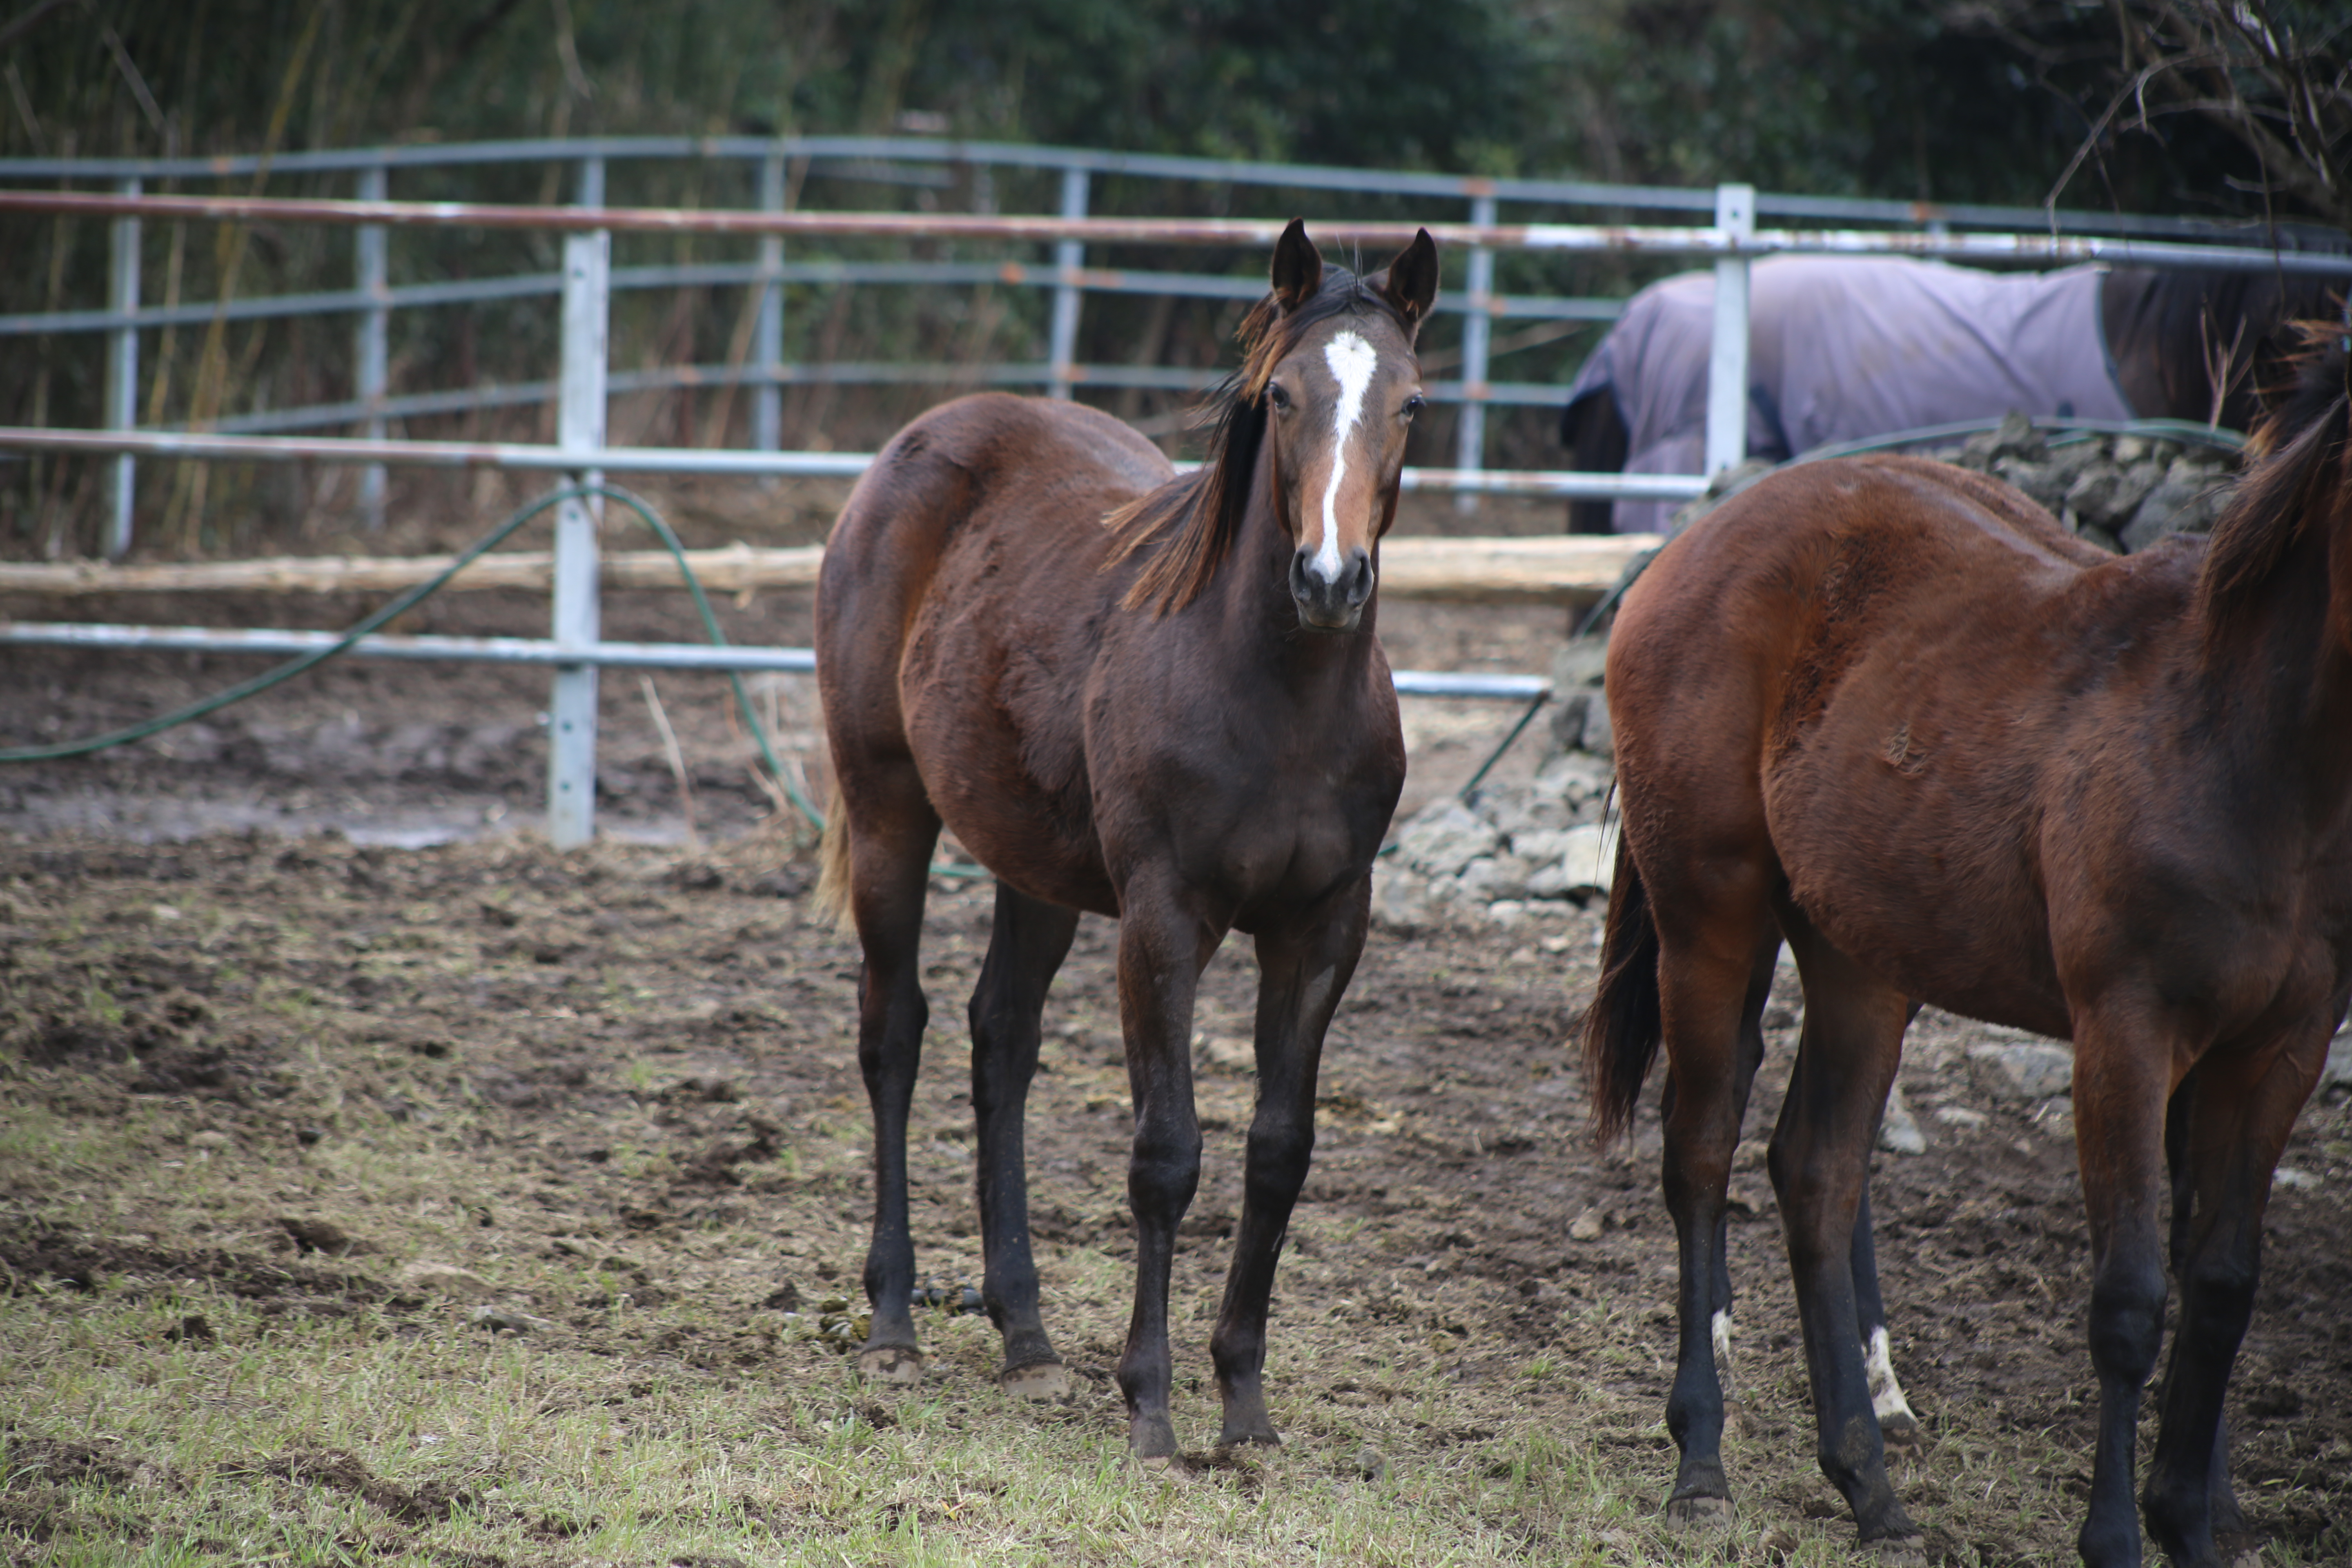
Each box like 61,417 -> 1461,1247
2083,0 -> 2352,232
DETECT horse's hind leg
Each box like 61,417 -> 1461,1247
967,884 -> 1080,1402
1651,868 -> 1777,1527
1851,1001 -> 1926,1448
1851,1184 -> 1922,1446
1769,913 -> 1918,1546
1679,927 -> 1779,1415
1210,878 -> 1372,1448
2139,1027 -> 2328,1568
845,771 -> 943,1385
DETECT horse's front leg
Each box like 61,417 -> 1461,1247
967,884 -> 1081,1401
2071,1009 -> 2177,1568
1209,877 -> 1370,1448
1112,892 -> 1221,1460
2140,1025 -> 2327,1568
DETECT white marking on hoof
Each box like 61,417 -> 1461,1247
1711,1308 -> 1735,1392
1312,332 -> 1379,584
1866,1325 -> 1918,1430
857,1345 -> 924,1385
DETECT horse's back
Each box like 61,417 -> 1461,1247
1613,455 -> 2106,744
824,393 -> 1173,584
1611,456 -> 2191,1029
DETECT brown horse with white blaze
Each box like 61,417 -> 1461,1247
814,221 -> 1437,1459
1584,340 -> 2352,1564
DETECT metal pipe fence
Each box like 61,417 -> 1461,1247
8,144 -> 2350,848
13,134 -> 2343,550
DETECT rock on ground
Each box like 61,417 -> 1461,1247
1379,751 -> 1617,928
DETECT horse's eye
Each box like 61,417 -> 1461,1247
1403,393 -> 1426,419
1267,383 -> 1292,411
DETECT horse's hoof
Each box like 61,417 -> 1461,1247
1129,1413 -> 1180,1463
1664,1494 -> 1736,1530
1866,1537 -> 1929,1568
1216,1421 -> 1281,1450
999,1361 -> 1076,1403
857,1345 -> 923,1385
1134,1452 -> 1188,1479
1878,1410 -> 1923,1449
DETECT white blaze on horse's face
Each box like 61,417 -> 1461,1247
1312,330 -> 1381,585
1275,315 -> 1421,632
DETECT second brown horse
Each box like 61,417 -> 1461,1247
1586,341 -> 2352,1564
815,222 -> 1437,1459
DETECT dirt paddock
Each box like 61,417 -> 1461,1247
4,570 -> 2352,1566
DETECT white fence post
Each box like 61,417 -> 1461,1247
549,155 -> 609,849
355,161 -> 389,529
102,176 -> 140,559
1454,190 -> 1497,515
752,146 -> 785,457
1047,165 -> 1088,400
1704,183 -> 1754,478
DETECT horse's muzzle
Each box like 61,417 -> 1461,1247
1290,546 -> 1374,631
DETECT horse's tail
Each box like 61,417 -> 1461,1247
812,784 -> 855,936
1581,826 -> 1663,1146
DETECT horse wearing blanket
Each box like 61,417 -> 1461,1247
1563,248 -> 2348,533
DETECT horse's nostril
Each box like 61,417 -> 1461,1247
1289,548 -> 1315,599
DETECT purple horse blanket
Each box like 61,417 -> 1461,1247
1563,255 -> 2134,532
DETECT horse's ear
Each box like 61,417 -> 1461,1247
1271,219 -> 1322,312
1375,228 -> 1440,336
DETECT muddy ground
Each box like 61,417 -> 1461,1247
5,495 -> 2352,1564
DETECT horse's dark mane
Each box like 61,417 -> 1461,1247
1105,266 -> 1405,616
2195,331 -> 2352,646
